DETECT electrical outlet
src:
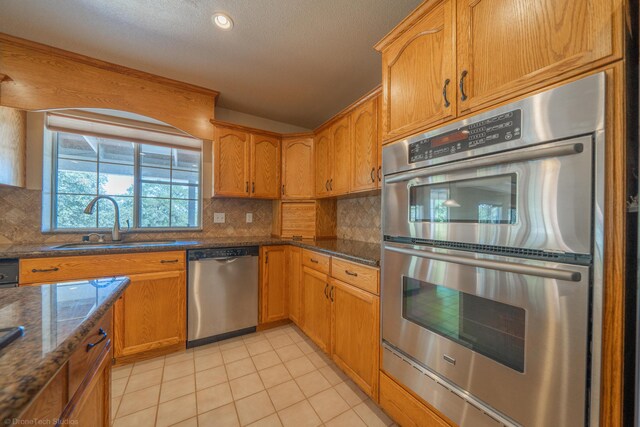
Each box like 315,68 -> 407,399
246,213 -> 253,223
213,212 -> 225,223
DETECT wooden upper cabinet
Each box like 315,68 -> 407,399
331,116 -> 350,195
456,0 -> 622,114
213,126 -> 250,197
350,97 -> 378,193
314,128 -> 332,197
251,133 -> 280,199
282,135 -> 314,199
377,0 -> 455,142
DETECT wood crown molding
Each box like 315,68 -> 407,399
0,33 -> 220,100
210,119 -> 283,138
374,0 -> 442,52
314,84 -> 381,133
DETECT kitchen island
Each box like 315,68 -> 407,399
0,276 -> 130,425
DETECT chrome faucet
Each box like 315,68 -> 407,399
83,196 -> 125,241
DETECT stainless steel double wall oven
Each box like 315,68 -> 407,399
381,73 -> 605,427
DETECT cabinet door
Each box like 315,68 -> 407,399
287,246 -> 303,326
114,271 -> 186,359
376,94 -> 383,188
331,279 -> 380,399
65,344 -> 111,427
456,0 -> 621,114
314,128 -> 332,197
250,133 -> 281,199
331,116 -> 350,195
214,126 -> 250,197
380,0 -> 455,141
282,137 -> 314,199
301,266 -> 331,353
350,97 -> 378,193
260,246 -> 288,323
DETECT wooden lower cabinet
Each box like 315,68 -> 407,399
260,246 -> 288,324
379,372 -> 454,427
65,344 -> 111,427
298,251 -> 381,400
114,270 -> 186,361
301,266 -> 331,353
287,246 -> 303,326
331,278 -> 379,398
20,308 -> 113,426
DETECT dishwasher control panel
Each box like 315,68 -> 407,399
188,246 -> 259,261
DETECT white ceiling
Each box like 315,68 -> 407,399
0,0 -> 421,129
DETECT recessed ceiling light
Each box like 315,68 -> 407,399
212,13 -> 233,31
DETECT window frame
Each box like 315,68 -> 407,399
49,131 -> 203,233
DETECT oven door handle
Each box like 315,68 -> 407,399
386,141 -> 584,184
385,245 -> 582,282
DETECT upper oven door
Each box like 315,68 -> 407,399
383,136 -> 593,255
382,243 -> 590,426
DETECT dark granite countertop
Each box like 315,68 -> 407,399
0,277 -> 130,423
0,237 -> 380,267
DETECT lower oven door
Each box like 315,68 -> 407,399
382,243 -> 591,427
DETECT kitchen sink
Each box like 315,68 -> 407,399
52,240 -> 178,250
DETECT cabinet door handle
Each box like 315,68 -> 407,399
329,179 -> 333,191
252,182 -> 255,193
329,286 -> 334,302
324,283 -> 329,299
442,78 -> 451,107
310,258 -> 319,264
160,259 -> 179,264
325,180 -> 329,191
378,166 -> 382,181
282,184 -> 285,195
459,70 -> 468,101
31,267 -> 59,273
245,181 -> 249,193
86,328 -> 108,352
345,270 -> 358,277
370,168 -> 375,183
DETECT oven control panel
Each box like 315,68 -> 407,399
408,109 -> 522,163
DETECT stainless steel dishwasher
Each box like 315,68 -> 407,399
187,246 -> 259,347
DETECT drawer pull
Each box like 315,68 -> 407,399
160,259 -> 179,264
310,258 -> 319,264
345,270 -> 358,277
86,328 -> 107,352
31,267 -> 59,273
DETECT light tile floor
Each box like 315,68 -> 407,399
111,324 -> 397,427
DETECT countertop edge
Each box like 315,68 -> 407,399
4,277 -> 130,423
0,239 -> 380,267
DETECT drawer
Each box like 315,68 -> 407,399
330,257 -> 379,295
379,372 -> 453,427
302,249 -> 330,274
20,251 -> 186,284
68,307 -> 113,398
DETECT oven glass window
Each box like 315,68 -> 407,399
409,174 -> 517,223
402,277 -> 525,372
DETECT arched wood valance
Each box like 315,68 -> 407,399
0,33 -> 219,140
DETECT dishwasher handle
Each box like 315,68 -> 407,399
213,257 -> 240,264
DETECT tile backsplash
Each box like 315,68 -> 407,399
0,186 -> 272,244
0,186 -> 381,244
336,193 -> 381,243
